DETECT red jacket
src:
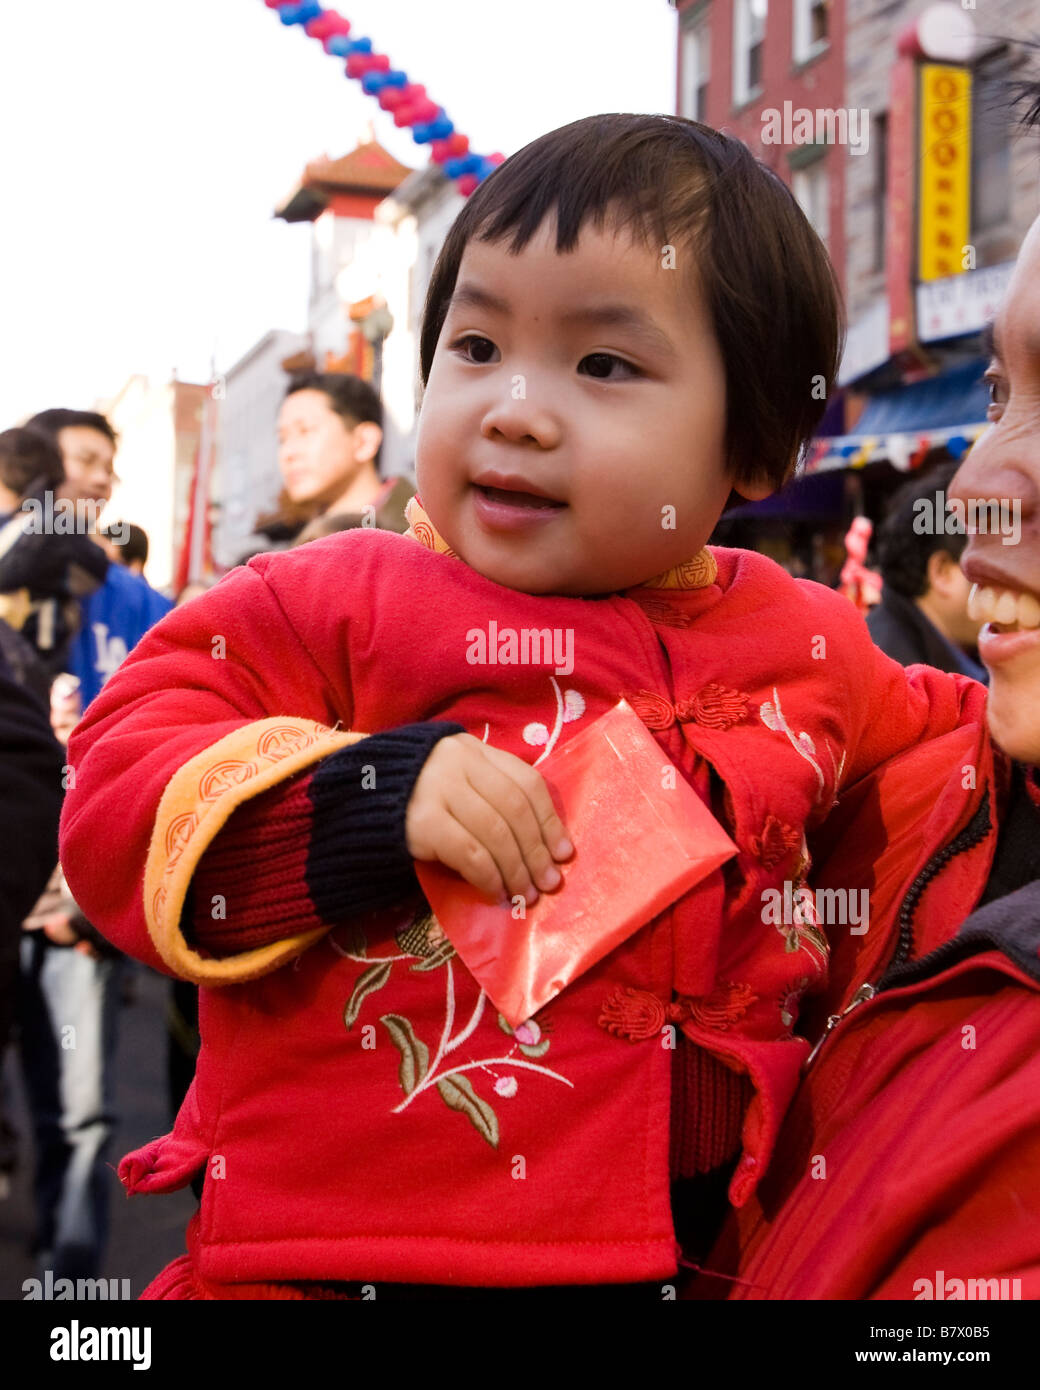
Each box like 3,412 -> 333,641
59,522 -> 992,1288
691,760 -> 1040,1301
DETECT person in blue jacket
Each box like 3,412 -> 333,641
24,410 -> 172,706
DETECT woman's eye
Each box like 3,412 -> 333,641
579,353 -> 638,380
453,335 -> 498,364
983,372 -> 1008,420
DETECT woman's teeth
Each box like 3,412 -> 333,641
967,583 -> 1040,631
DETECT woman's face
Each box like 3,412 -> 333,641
949,215 -> 1040,764
276,389 -> 359,507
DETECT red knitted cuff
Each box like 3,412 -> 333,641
189,772 -> 325,955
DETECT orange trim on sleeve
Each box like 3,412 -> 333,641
144,718 -> 367,985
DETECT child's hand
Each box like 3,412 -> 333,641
405,733 -> 573,907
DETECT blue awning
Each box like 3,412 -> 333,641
806,358 -> 990,474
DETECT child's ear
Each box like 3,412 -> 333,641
731,469 -> 776,503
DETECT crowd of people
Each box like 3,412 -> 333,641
1,107 -> 1036,1302
0,372 -> 413,1281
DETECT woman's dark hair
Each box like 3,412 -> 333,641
284,371 -> 383,464
876,461 -> 968,599
0,426 -> 65,497
24,408 -> 118,448
418,113 -> 844,491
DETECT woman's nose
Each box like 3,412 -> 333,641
950,431 -> 1039,522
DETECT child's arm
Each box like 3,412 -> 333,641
188,720 -> 572,956
184,721 -> 465,955
60,560 -> 372,982
61,555 -> 572,984
803,607 -> 993,1007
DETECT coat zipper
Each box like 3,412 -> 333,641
803,982 -> 876,1069
803,789 -> 992,1073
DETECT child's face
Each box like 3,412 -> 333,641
416,214 -> 767,596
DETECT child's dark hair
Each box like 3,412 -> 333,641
0,427 -> 65,498
284,372 -> 383,464
419,113 -> 845,491
876,461 -> 967,599
25,408 -> 118,448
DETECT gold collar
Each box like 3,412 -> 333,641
403,496 -> 717,591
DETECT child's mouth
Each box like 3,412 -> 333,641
471,483 -> 566,532
475,484 -> 565,510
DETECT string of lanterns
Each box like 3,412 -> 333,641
262,1 -> 505,195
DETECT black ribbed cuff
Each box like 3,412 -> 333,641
307,720 -> 467,921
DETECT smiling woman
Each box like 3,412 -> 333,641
693,144 -> 1040,1303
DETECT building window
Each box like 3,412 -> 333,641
793,0 -> 828,64
733,0 -> 767,108
873,112 -> 888,272
680,16 -> 711,123
971,56 -> 1012,237
793,157 -> 829,246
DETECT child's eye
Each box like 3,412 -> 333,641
578,353 -> 639,380
451,335 -> 498,364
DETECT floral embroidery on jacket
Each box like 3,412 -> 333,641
774,885 -> 830,964
778,976 -> 811,1032
336,908 -> 574,1150
759,686 -> 846,807
522,680 -> 586,761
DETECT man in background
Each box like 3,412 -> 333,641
866,461 -> 987,682
99,522 -> 150,577
26,410 -> 171,706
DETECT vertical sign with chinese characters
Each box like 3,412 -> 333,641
918,64 -> 971,282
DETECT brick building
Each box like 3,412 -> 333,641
672,0 -> 1039,559
674,0 -> 849,294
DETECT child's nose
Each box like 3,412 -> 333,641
480,394 -> 561,450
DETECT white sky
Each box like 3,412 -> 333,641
0,0 -> 677,425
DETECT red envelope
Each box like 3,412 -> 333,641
415,698 -> 738,1027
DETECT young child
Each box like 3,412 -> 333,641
60,114 -> 992,1299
